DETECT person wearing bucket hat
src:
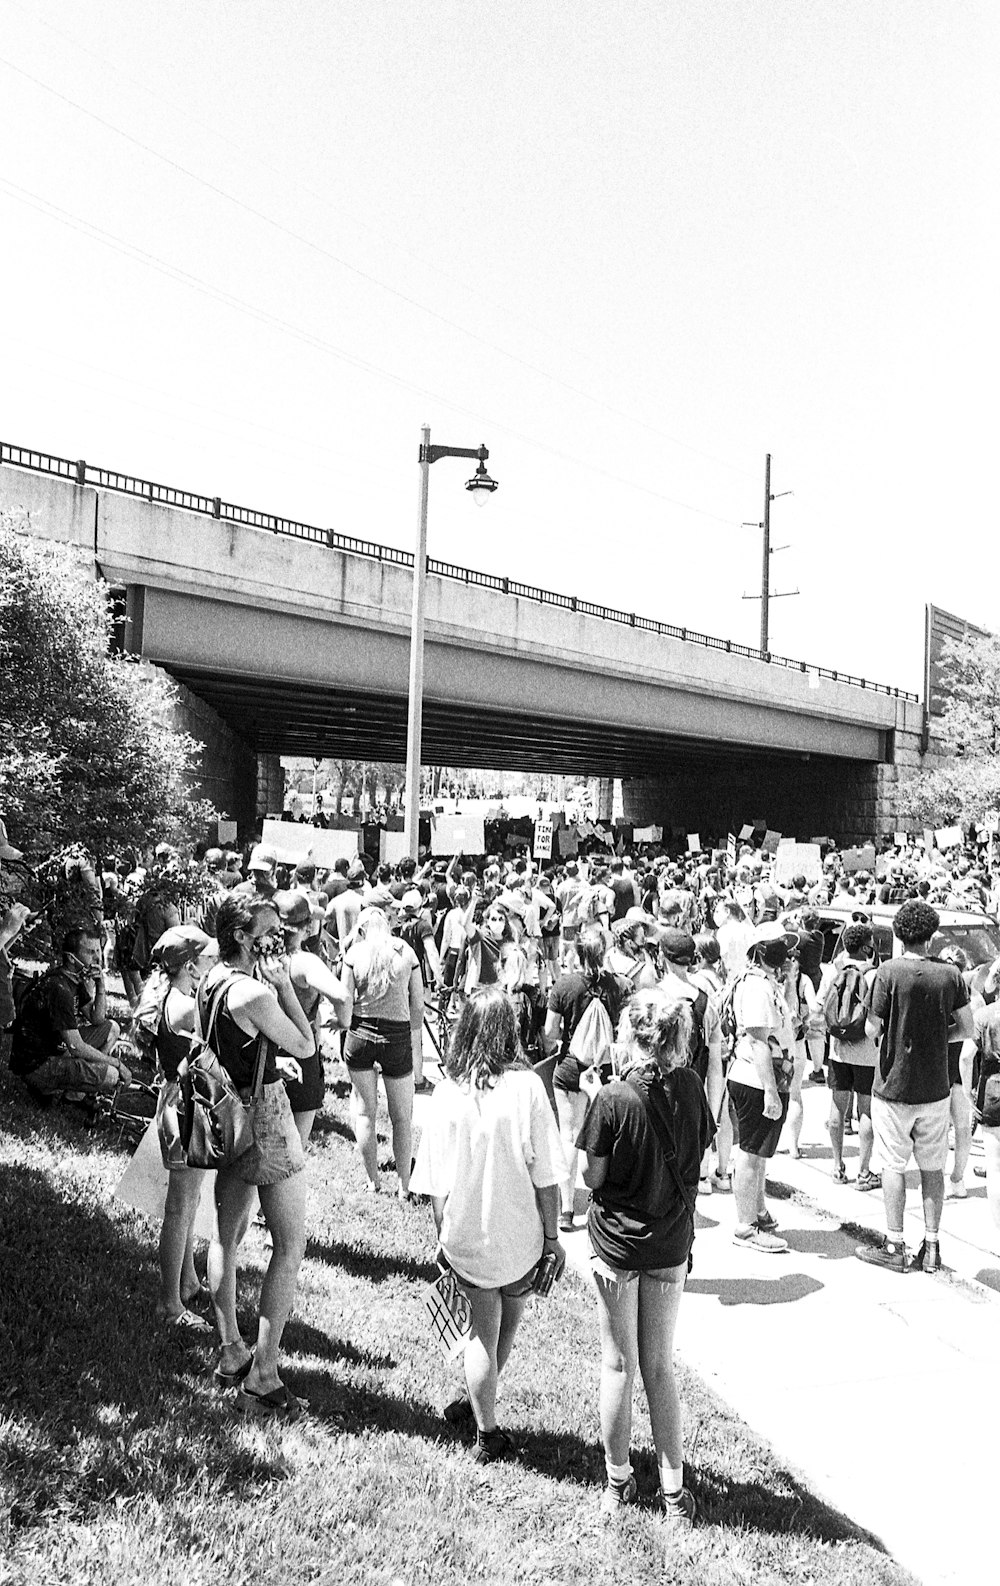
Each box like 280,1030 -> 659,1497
725,923 -> 799,1253
271,890 -> 349,1145
136,926 -> 218,1332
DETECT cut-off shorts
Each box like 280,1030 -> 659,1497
590,1254 -> 687,1296
228,1081 -> 306,1186
451,1259 -> 540,1299
344,1017 -> 413,1078
871,1094 -> 950,1174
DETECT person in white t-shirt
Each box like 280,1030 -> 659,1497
715,900 -> 754,978
411,986 -> 566,1464
821,923 -> 880,1189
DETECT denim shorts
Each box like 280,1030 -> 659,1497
590,1254 -> 687,1295
453,1261 -> 539,1299
229,1081 -> 306,1186
344,1018 -> 412,1078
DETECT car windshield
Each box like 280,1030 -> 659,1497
930,923 -> 1000,968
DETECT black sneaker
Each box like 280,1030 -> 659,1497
855,1239 -> 905,1273
655,1486 -> 697,1527
910,1239 -> 942,1273
473,1427 -> 516,1464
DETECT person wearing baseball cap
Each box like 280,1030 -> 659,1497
271,891 -> 349,1145
725,922 -> 799,1252
233,846 -> 278,902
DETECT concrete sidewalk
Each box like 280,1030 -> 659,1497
548,1079 -> 997,1586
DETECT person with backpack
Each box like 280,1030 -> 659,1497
11,926 -> 128,1106
822,922 -> 881,1188
134,925 -> 219,1331
655,930 -> 723,1194
543,926 -> 629,1232
576,984 -> 715,1525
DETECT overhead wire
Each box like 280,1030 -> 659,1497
0,175 -> 745,527
0,26 -> 759,483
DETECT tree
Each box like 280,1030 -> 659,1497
0,512 -> 218,863
906,629 -> 1000,826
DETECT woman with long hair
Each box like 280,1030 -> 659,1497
136,924 -> 218,1330
271,889 -> 349,1147
543,926 -> 630,1231
578,985 -> 714,1524
340,906 -> 423,1195
411,986 -> 566,1463
200,894 -> 315,1420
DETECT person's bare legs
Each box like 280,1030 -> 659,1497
383,1071 -> 414,1192
636,1266 -> 687,1490
158,1166 -> 209,1315
920,1168 -> 945,1240
243,1169 -> 308,1395
555,1088 -> 587,1218
828,1088 -> 850,1173
783,1052 -> 805,1157
949,1085 -> 972,1192
856,1093 -> 874,1176
714,1101 -> 733,1180
734,1149 -> 767,1230
982,1126 -> 1000,1233
348,1066 -> 380,1188
881,1167 -> 906,1234
593,1272 -> 639,1467
293,1110 -> 317,1150
208,1168 -> 257,1373
462,1286 -> 528,1433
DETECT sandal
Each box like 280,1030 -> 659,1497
236,1382 -> 308,1421
159,1308 -> 213,1335
214,1349 -> 255,1389
832,1165 -> 849,1184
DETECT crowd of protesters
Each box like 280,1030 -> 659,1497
3,813 -> 1000,1522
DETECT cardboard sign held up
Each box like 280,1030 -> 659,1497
894,832 -> 908,848
687,833 -> 701,854
772,842 -> 823,886
432,815 -> 486,856
761,830 -> 782,855
738,824 -> 755,841
841,843 -> 876,874
924,828 -> 936,854
533,820 -> 554,860
935,825 -> 963,851
217,819 -> 238,846
261,819 -> 360,867
380,829 -> 411,867
726,833 -> 737,865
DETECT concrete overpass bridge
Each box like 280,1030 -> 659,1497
1,442 -> 927,841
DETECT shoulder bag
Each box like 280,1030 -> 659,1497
156,969 -> 266,1170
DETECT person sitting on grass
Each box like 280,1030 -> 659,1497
11,927 -> 128,1106
577,985 -> 714,1526
410,986 -> 566,1464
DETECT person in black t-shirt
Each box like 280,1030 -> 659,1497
577,985 -> 713,1525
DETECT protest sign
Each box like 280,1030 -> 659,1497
738,824 -> 755,841
432,815 -> 486,856
217,819 -> 237,846
261,819 -> 359,867
935,825 -> 963,851
841,843 -> 876,874
533,819 -> 553,859
726,833 -> 737,865
772,842 -> 823,885
924,828 -> 936,854
687,833 -> 701,853
761,830 -> 782,855
379,829 -> 410,867
894,832 -> 908,849
115,1121 -> 217,1241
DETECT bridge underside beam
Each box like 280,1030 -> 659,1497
167,666 -> 855,782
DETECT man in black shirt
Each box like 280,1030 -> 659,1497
12,927 -> 129,1104
856,901 -> 973,1273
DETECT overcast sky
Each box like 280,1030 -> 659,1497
2,1 -> 996,697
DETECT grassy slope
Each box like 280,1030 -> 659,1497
0,1066 -> 916,1586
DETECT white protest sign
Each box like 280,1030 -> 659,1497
761,830 -> 782,855
985,810 -> 1000,835
379,829 -> 411,867
935,825 -> 963,851
217,819 -> 237,846
726,833 -> 737,866
772,842 -> 823,885
432,815 -> 485,856
261,819 -> 360,867
115,1121 -> 217,1241
533,819 -> 553,859
894,832 -> 908,848
687,833 -> 701,853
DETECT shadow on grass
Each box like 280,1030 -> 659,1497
0,1161 -> 288,1536
305,1233 -> 437,1285
309,1110 -> 356,1145
282,1314 -> 395,1370
684,1273 -> 824,1306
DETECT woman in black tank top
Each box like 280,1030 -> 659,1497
204,896 -> 316,1421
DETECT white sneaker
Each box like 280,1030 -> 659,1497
947,1178 -> 968,1200
697,1176 -> 713,1196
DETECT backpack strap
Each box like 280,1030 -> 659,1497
196,968 -> 268,1099
625,1070 -> 698,1228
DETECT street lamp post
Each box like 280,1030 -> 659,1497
403,424 -> 498,859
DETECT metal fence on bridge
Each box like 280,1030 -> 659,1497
1,440 -> 919,703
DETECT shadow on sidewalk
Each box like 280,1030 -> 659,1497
685,1272 -> 823,1306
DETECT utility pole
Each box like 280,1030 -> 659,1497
742,453 -> 797,656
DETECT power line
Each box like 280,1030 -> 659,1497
0,32 -> 758,483
0,176 -> 744,527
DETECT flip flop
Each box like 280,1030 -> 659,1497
161,1309 -> 213,1335
236,1383 -> 308,1421
214,1350 -> 255,1389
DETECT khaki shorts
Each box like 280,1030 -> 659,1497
871,1094 -> 950,1173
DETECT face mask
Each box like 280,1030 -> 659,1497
759,942 -> 789,971
252,929 -> 283,958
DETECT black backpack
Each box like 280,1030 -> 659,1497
687,987 -> 710,1082
10,968 -> 58,1075
823,963 -> 869,1043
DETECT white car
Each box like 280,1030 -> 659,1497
815,903 -> 1000,972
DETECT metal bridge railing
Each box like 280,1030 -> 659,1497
1,439 -> 919,702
